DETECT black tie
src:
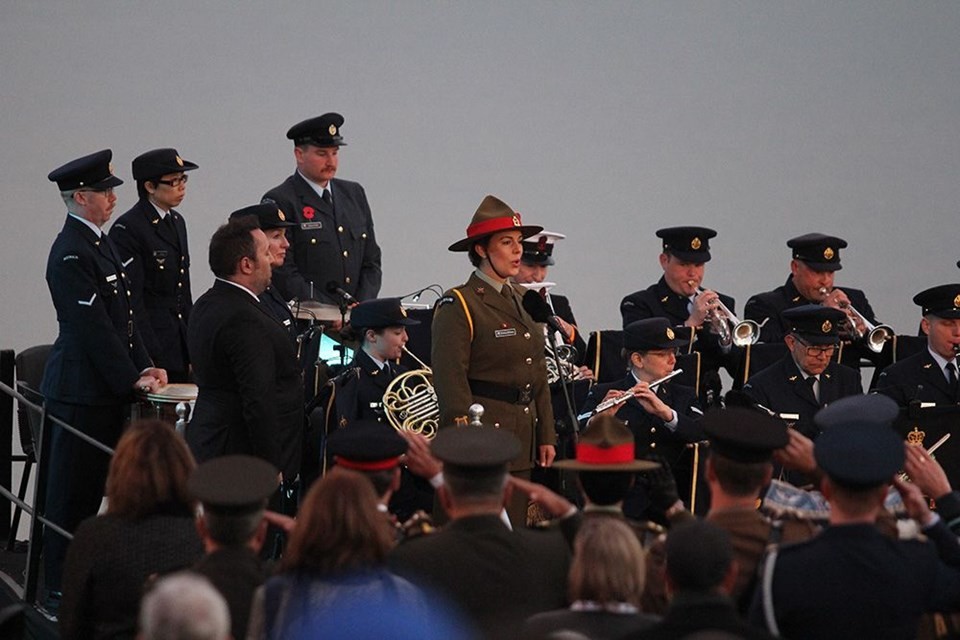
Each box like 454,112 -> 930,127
947,362 -> 958,400
321,188 -> 332,205
807,376 -> 820,403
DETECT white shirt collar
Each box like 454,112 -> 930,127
150,201 -> 170,218
927,346 -> 957,376
297,170 -> 331,200
68,212 -> 102,238
216,277 -> 260,302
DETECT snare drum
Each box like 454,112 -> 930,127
292,301 -> 351,324
135,383 -> 198,434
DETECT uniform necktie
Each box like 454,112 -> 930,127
321,188 -> 332,205
807,375 -> 820,403
947,362 -> 958,400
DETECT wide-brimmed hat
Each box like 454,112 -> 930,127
554,415 -> 660,472
448,195 -> 543,252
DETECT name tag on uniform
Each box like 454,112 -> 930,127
301,222 -> 322,230
495,328 -> 517,338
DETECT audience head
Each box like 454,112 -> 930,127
188,455 -> 278,549
326,420 -> 408,501
568,517 -> 646,608
703,407 -> 788,499
106,420 -> 196,520
665,520 -> 735,595
280,470 -> 394,574
138,572 -> 229,640
431,426 -> 520,513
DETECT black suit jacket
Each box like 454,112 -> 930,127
742,354 -> 863,440
620,277 -> 735,376
547,292 -> 588,363
41,216 -> 151,405
109,199 -> 192,374
388,514 -> 570,639
743,275 -> 876,344
634,592 -> 775,640
262,173 -> 381,303
874,348 -> 960,407
186,280 -> 304,478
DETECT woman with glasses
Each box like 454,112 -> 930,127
110,148 -> 198,382
577,317 -> 704,523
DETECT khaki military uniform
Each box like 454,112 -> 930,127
431,272 -> 555,472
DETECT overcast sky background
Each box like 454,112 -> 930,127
2,1 -> 959,358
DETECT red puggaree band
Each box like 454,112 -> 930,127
575,442 -> 635,464
466,214 -> 522,239
334,456 -> 402,471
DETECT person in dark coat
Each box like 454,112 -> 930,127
388,426 -> 571,640
749,395 -> 960,640
189,455 -> 278,640
261,112 -> 381,311
743,233 -> 879,346
743,305 -> 863,443
874,283 -> 960,407
41,150 -> 168,606
619,226 -> 736,399
577,318 -> 704,520
186,217 -> 303,485
109,148 -> 197,381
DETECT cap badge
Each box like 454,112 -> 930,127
822,320 -> 832,333
906,426 -> 926,446
823,247 -> 835,260
175,155 -> 184,167
537,237 -> 547,251
666,327 -> 675,340
690,237 -> 702,250
108,162 -> 114,174
277,209 -> 286,221
954,294 -> 960,308
400,307 -> 408,318
328,124 -> 338,136
512,215 -> 521,227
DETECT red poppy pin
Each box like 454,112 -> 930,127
302,206 -> 315,220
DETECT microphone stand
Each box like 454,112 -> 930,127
546,328 -> 580,498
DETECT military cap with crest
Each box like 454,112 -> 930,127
656,226 -> 717,263
131,148 -> 198,182
188,455 -> 278,515
286,112 -> 347,147
623,318 -> 689,352
521,230 -> 566,266
327,420 -> 408,471
349,297 -> 421,330
813,394 -> 903,489
448,195 -> 543,252
48,149 -> 124,191
781,304 -> 846,345
554,414 -> 660,472
431,425 -> 521,474
229,203 -> 296,230
912,283 -> 960,319
787,233 -> 847,272
702,407 -> 789,464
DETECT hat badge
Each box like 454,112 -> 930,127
821,320 -> 832,333
277,209 -> 286,221
512,215 -> 521,227
175,155 -> 184,167
328,124 -> 338,136
690,237 -> 702,250
400,307 -> 408,318
666,327 -> 675,340
823,247 -> 835,260
108,162 -> 114,175
954,294 -> 960,308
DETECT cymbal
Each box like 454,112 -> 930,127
143,383 -> 198,402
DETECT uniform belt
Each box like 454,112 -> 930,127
468,379 -> 533,405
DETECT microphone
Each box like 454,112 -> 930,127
522,289 -> 565,336
326,280 -> 357,304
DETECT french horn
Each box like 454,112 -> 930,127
382,347 -> 440,439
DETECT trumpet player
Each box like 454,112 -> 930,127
577,318 -> 704,521
874,284 -> 960,407
620,226 -> 735,402
742,305 -> 862,443
744,233 -> 879,346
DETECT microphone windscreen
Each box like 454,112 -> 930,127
521,289 -> 552,323
325,280 -> 341,294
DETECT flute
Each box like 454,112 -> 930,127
579,369 -> 683,420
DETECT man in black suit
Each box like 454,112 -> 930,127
110,148 -> 197,381
749,395 -> 960,639
874,283 -> 960,407
388,426 -> 570,639
186,217 -> 303,486
620,226 -> 736,400
743,305 -> 863,442
577,318 -> 704,520
743,233 -> 880,345
261,112 -> 381,316
41,150 -> 168,606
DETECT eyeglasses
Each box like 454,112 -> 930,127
76,187 -> 114,196
796,339 -> 837,357
156,175 -> 189,187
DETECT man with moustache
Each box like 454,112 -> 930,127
110,148 -> 198,381
41,150 -> 167,609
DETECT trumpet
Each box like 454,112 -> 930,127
578,369 -> 683,420
696,287 -> 759,347
817,287 -> 894,353
382,347 -> 440,439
